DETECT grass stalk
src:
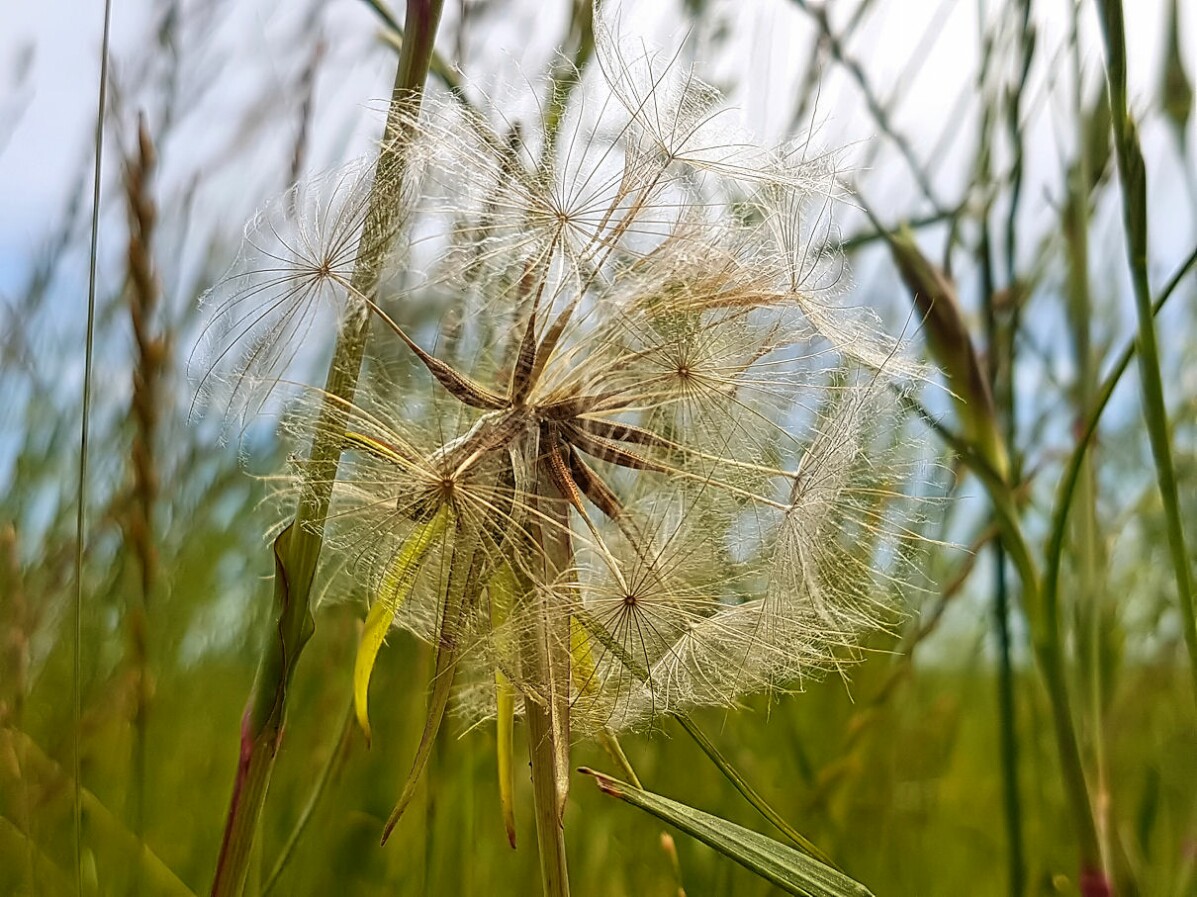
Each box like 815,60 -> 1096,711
977,15 -> 1037,884
1097,0 -> 1197,708
597,729 -> 642,790
76,1 -> 113,892
791,0 -> 946,214
362,0 -> 464,99
987,481 -> 1105,887
208,3 -> 444,894
897,331 -> 1105,883
673,714 -> 838,870
1045,243 -> 1197,601
1063,18 -> 1114,877
995,8 -> 1034,880
260,696 -> 354,895
979,169 -> 1026,897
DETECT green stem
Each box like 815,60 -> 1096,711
980,168 -> 1027,897
990,486 -> 1104,878
992,546 -> 1025,897
362,0 -> 465,99
673,714 -> 838,871
261,696 -> 354,895
209,4 -> 445,895
1098,0 -> 1197,710
525,471 -> 574,897
1063,17 -> 1113,876
77,1 -> 113,891
597,729 -> 641,789
904,391 -> 1104,876
791,0 -> 947,214
527,701 -> 571,897
1045,243 -> 1197,605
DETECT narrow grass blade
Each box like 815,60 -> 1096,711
262,696 -> 354,895
354,505 -> 449,742
76,2 -> 113,891
1099,0 -> 1197,706
673,714 -> 837,869
580,769 -> 873,897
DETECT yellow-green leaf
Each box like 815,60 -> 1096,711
354,505 -> 449,743
569,613 -> 598,699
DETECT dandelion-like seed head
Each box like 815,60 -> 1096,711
204,19 -> 925,753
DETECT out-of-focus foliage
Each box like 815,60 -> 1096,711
1,1 -> 1195,895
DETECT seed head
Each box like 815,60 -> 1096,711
208,20 -> 924,743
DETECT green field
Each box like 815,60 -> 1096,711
2,1 -> 1196,895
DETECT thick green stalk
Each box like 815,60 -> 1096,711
1097,0 -> 1197,708
527,701 -> 570,897
525,474 -> 574,897
209,4 -> 444,895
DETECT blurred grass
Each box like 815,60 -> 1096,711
5,587 -> 1195,895
3,0 -> 1197,894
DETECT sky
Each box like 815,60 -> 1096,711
2,0 -> 1192,281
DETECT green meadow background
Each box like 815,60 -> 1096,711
2,1 -> 1195,894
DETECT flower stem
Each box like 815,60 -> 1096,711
527,700 -> 571,897
261,694 -> 354,895
208,4 -> 444,895
673,713 -> 838,870
1097,0 -> 1197,710
525,473 -> 574,897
